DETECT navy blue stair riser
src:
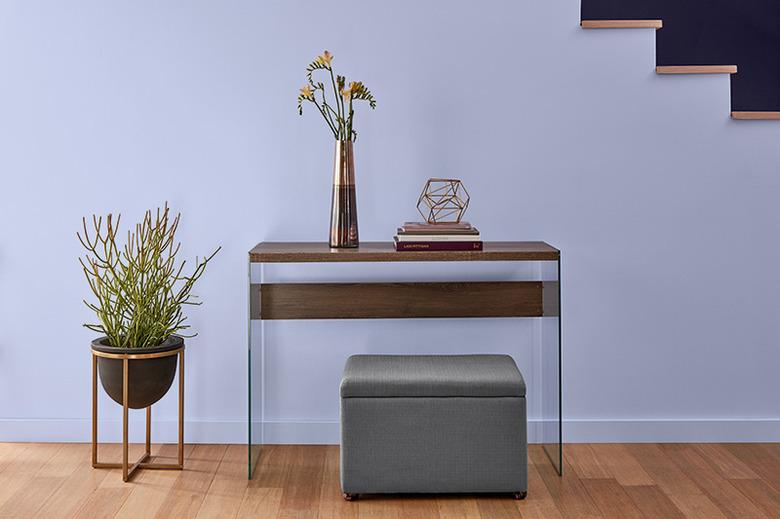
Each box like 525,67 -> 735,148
581,0 -> 780,111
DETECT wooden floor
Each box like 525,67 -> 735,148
0,443 -> 778,518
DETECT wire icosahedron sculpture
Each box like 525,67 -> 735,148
416,178 -> 470,223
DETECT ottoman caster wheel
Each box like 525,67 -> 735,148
514,491 -> 528,500
343,493 -> 358,501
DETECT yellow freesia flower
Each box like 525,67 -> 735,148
300,85 -> 314,99
315,50 -> 333,67
342,82 -> 365,100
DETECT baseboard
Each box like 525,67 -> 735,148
0,418 -> 246,444
2,418 -> 779,444
563,418 -> 780,443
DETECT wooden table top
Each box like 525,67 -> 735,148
249,241 -> 559,263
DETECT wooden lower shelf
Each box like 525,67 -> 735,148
731,111 -> 780,120
581,20 -> 662,29
251,281 -> 560,320
656,65 -> 737,74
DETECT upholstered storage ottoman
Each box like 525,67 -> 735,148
340,354 -> 527,499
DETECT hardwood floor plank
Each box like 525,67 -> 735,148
628,444 -> 728,519
276,445 -> 327,518
0,443 -> 83,518
666,493 -> 729,519
72,444 -> 147,519
196,444 -> 248,519
623,485 -> 686,519
660,444 -> 770,519
530,447 -> 603,518
236,487 -> 283,518
564,444 -> 611,480
515,458 -> 563,519
587,444 -> 654,486
437,494 -> 481,519
74,486 -> 133,519
476,496 -> 518,518
357,496 -> 403,519
0,443 -> 18,475
318,445 -> 357,519
761,443 -> 780,460
155,444 -> 226,518
724,444 -> 780,493
580,478 -> 644,519
400,495 -> 441,519
626,444 -> 704,497
693,444 -> 760,480
0,443 -> 62,512
236,444 -> 288,518
250,444 -> 290,488
730,478 -> 780,518
34,443 -> 119,519
113,444 -> 193,519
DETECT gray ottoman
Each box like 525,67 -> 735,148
340,354 -> 527,499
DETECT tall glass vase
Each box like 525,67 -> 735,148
329,140 -> 359,248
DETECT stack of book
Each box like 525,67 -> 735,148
394,222 -> 483,251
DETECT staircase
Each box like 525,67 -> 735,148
581,0 -> 780,119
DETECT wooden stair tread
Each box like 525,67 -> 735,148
731,111 -> 780,120
581,2 -> 780,113
581,19 -> 663,29
656,65 -> 737,74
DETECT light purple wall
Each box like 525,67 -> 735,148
1,1 -> 778,443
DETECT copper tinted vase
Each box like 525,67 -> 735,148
330,140 -> 359,248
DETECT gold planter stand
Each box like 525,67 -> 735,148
91,347 -> 184,482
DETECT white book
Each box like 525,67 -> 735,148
395,234 -> 482,242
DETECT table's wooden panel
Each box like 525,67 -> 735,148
251,281 -> 555,320
249,241 -> 559,263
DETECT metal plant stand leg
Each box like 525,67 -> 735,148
91,348 -> 185,482
178,349 -> 184,467
122,357 -> 130,480
92,353 -> 98,467
146,406 -> 151,456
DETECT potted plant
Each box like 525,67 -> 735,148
78,204 -> 219,409
297,50 -> 376,248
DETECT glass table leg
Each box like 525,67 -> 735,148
248,259 -> 263,478
541,257 -> 562,475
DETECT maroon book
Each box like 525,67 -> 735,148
394,238 -> 483,251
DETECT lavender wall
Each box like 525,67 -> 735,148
1,0 -> 778,443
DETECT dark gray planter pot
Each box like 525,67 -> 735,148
91,335 -> 184,409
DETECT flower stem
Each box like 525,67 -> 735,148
311,98 -> 338,138
328,67 -> 344,139
318,88 -> 338,131
348,96 -> 354,140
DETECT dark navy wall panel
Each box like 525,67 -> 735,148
581,1 -> 780,111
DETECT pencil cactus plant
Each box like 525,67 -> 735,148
78,204 -> 220,348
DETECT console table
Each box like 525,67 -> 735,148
248,241 -> 562,478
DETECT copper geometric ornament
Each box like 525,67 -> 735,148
416,178 -> 470,223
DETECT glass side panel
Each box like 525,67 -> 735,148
541,258 -> 562,475
248,345 -> 262,478
248,262 -> 262,478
